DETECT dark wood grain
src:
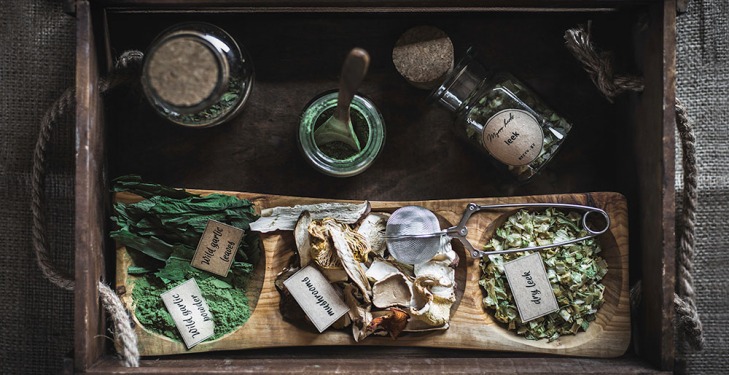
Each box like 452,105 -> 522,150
627,0 -> 676,370
85,353 -> 670,374
104,12 -> 628,200
75,0 -> 106,371
93,0 -> 654,12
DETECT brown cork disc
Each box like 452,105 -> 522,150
145,37 -> 221,108
392,26 -> 454,90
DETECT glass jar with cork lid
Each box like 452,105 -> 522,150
141,22 -> 254,128
430,49 -> 573,181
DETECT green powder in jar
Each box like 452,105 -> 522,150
313,107 -> 370,159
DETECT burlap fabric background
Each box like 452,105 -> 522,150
1,1 -> 76,373
674,1 -> 729,373
0,0 -> 726,373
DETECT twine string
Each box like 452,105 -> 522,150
565,24 -> 703,351
98,281 -> 140,367
31,50 -> 144,367
564,23 -> 645,102
32,86 -> 76,291
674,99 -> 704,351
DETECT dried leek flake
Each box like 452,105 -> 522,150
479,208 -> 607,341
111,175 -> 260,343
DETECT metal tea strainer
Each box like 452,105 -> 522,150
385,202 -> 611,264
384,206 -> 444,265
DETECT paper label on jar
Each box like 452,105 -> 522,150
191,220 -> 244,277
482,109 -> 544,166
503,253 -> 559,322
160,278 -> 215,349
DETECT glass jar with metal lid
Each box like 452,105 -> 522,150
141,22 -> 254,128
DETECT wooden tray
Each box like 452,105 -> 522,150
115,190 -> 629,358
74,1 -> 677,372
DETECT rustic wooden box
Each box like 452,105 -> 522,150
73,0 -> 677,372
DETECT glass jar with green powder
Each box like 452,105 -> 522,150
298,91 -> 386,177
142,22 -> 254,128
430,49 -> 572,181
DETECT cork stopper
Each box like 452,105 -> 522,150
145,37 -> 223,110
392,26 -> 454,90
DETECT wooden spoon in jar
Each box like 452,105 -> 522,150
314,48 -> 371,152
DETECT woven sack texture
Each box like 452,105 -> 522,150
675,1 -> 729,374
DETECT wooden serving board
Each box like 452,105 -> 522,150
115,190 -> 629,358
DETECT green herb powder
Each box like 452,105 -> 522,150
479,208 -> 607,341
111,175 -> 260,344
313,107 -> 370,159
132,260 -> 253,342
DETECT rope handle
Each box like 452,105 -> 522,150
32,51 -> 144,367
565,24 -> 704,352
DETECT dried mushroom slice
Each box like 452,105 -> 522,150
409,275 -> 455,328
328,219 -> 371,303
414,260 -> 455,287
278,205 -> 462,340
357,213 -> 389,257
372,273 -> 413,309
250,201 -> 371,232
343,283 -> 373,342
365,258 -> 401,283
309,220 -> 343,270
406,238 -> 457,331
294,211 -> 313,268
367,308 -> 409,339
304,218 -> 349,283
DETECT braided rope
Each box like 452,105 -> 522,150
564,24 -> 645,102
675,99 -> 704,350
32,86 -> 76,291
31,50 -> 144,367
98,281 -> 140,367
565,24 -> 703,352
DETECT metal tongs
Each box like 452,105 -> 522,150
444,203 -> 611,259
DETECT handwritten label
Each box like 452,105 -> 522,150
283,265 -> 350,332
503,253 -> 559,322
191,220 -> 244,277
482,109 -> 544,166
160,278 -> 215,349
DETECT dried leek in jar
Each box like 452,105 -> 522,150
431,49 -> 572,181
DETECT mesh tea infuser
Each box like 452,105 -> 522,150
385,206 -> 444,265
385,203 -> 610,264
